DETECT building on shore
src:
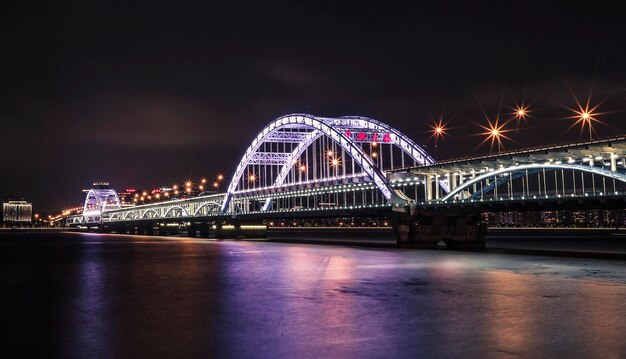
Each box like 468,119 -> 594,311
2,199 -> 33,226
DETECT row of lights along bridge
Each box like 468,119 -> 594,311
127,96 -> 603,205
118,94 -> 608,205
52,93 -> 610,215
121,174 -> 225,205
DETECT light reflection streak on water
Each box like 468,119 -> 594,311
72,246 -> 111,358
484,271 -> 534,357
579,278 -> 624,357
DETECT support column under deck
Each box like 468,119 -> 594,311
397,211 -> 486,249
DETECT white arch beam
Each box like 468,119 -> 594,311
164,206 -> 189,218
222,114 -> 404,212
142,209 -> 159,219
330,116 -> 435,166
193,202 -> 222,216
83,188 -> 122,220
261,130 -> 322,210
440,163 -> 626,202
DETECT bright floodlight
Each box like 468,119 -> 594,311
428,118 -> 448,144
476,117 -> 512,153
562,87 -> 608,140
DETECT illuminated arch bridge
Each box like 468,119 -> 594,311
220,113 -> 436,214
68,116 -> 626,225
82,185 -> 122,222
69,113 -> 438,224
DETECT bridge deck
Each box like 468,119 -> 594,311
391,135 -> 626,175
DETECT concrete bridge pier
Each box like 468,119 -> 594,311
213,222 -> 268,239
187,223 -> 199,237
162,223 -> 180,236
397,211 -> 486,249
141,224 -> 155,236
184,222 -> 211,238
215,222 -> 241,239
200,222 -> 212,237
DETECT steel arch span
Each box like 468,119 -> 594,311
83,188 -> 122,221
440,163 -> 626,202
221,113 -> 435,212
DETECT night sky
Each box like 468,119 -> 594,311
2,1 -> 626,212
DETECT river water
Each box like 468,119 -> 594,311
1,231 -> 625,358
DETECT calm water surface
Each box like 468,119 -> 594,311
1,231 -> 626,358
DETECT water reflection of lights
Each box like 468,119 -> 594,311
72,250 -> 111,357
484,271 -> 533,354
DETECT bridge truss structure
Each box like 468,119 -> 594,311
69,113 -> 438,225
221,114 -> 436,214
389,135 -> 626,207
81,188 -> 122,223
67,117 -> 626,226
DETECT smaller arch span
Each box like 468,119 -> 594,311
142,209 -> 159,219
440,163 -> 626,202
83,188 -> 122,217
164,206 -> 189,218
193,202 -> 222,216
109,213 -> 122,220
